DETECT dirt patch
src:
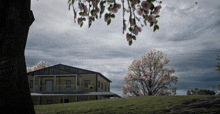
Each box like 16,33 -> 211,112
159,95 -> 220,114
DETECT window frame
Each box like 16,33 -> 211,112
85,80 -> 90,87
30,80 -> 33,88
66,80 -> 71,88
47,99 -> 53,104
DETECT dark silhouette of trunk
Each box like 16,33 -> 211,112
0,0 -> 35,113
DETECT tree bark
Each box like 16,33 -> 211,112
0,0 -> 35,113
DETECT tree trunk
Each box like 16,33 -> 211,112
0,0 -> 35,113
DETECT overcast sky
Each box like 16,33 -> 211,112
25,0 -> 220,98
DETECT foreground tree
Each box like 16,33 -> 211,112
0,0 -> 36,113
122,49 -> 178,97
0,0 -> 198,113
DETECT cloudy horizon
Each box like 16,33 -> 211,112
25,0 -> 220,99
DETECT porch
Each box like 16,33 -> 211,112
33,74 -> 82,93
31,92 -> 122,105
33,85 -> 81,93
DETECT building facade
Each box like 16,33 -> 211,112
27,64 -> 121,105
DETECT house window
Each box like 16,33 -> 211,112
30,80 -> 33,88
101,83 -> 103,89
105,85 -> 106,91
98,81 -> 100,88
85,80 -> 90,87
47,100 -> 53,104
66,80 -> 71,88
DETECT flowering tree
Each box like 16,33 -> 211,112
26,60 -> 51,73
65,0 -> 198,46
68,0 -> 162,46
122,49 -> 178,97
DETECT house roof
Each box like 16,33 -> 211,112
27,63 -> 112,83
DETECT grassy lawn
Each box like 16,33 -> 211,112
33,95 -> 215,114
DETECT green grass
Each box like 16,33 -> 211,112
33,94 -> 216,114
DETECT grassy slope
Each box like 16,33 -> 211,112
33,95 -> 215,114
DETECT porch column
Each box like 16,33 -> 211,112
76,96 -> 77,102
63,96 -> 64,103
59,96 -> 60,103
33,75 -> 35,92
76,74 -> 77,92
38,96 -> 40,105
39,77 -> 40,91
54,75 -> 56,92
38,77 -> 40,85
88,96 -> 90,101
